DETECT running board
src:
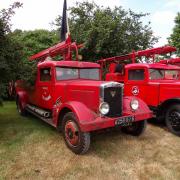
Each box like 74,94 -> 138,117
26,107 -> 56,127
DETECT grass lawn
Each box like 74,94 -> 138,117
0,102 -> 180,180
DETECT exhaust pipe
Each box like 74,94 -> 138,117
26,104 -> 50,118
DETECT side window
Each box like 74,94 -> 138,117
128,69 -> 145,80
40,68 -> 51,82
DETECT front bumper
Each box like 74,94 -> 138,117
80,111 -> 152,132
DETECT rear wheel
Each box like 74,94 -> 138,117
165,104 -> 180,136
62,112 -> 90,154
16,97 -> 26,116
121,120 -> 147,136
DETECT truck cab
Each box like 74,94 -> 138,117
122,63 -> 180,108
27,60 -> 101,110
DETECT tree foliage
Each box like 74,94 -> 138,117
10,29 -> 59,83
0,2 -> 22,33
168,12 -> 180,56
0,2 -> 59,101
0,2 -> 23,102
54,1 -> 158,61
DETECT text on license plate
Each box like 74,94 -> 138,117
115,116 -> 135,126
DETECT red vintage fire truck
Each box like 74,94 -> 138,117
98,46 -> 180,136
15,40 -> 152,154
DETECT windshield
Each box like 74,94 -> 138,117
56,67 -> 100,80
149,69 -> 180,80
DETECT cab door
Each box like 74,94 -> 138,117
37,66 -> 54,109
124,68 -> 148,102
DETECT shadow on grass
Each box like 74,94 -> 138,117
148,118 -> 169,133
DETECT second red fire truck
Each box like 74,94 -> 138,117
98,46 -> 180,136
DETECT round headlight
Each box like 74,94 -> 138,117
99,102 -> 110,115
130,99 -> 139,110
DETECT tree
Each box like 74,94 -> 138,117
168,12 -> 180,56
0,2 -> 22,33
10,29 -> 59,83
54,2 -> 158,61
0,2 -> 23,103
0,2 -> 59,102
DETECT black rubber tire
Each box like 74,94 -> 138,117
16,97 -> 27,116
62,112 -> 90,154
165,104 -> 180,136
121,120 -> 147,136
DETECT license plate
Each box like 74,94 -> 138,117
115,116 -> 135,126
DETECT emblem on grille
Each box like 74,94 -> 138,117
110,91 -> 116,97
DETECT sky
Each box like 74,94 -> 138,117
0,0 -> 180,47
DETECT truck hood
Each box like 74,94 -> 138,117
64,80 -> 107,112
64,79 -> 105,87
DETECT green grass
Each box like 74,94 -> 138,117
0,102 -> 180,180
0,102 -> 58,179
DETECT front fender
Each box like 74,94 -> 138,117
56,101 -> 97,129
16,91 -> 28,109
123,96 -> 152,115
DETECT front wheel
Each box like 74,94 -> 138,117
165,104 -> 180,136
121,120 -> 147,136
62,112 -> 90,154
